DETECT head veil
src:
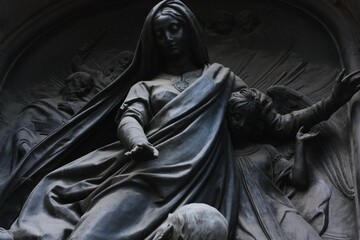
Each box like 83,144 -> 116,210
0,0 -> 208,225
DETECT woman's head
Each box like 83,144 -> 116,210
228,88 -> 262,139
153,7 -> 190,62
132,0 -> 209,80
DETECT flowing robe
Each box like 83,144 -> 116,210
3,63 -> 331,239
234,144 -> 330,240
9,64 -> 239,239
0,98 -> 74,178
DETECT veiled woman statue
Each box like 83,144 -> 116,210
0,0 -> 359,239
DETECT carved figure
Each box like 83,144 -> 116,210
235,10 -> 262,35
153,203 -> 228,240
208,10 -> 235,35
72,49 -> 134,88
58,72 -> 95,114
266,85 -> 355,202
0,72 -> 94,179
70,29 -> 134,89
0,1 -> 359,239
228,88 -> 331,239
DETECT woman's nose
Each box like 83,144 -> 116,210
164,31 -> 173,42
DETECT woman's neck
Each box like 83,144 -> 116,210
162,55 -> 199,76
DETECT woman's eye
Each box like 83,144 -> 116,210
169,24 -> 180,33
155,31 -> 163,39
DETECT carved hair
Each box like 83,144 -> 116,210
133,0 -> 209,80
154,203 -> 228,240
154,7 -> 186,24
227,88 -> 265,141
60,72 -> 95,100
228,88 -> 262,118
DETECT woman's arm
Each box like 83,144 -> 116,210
289,127 -> 318,190
118,116 -> 158,161
116,82 -> 158,161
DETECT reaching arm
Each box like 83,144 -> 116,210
262,69 -> 360,139
289,127 -> 318,190
116,82 -> 159,161
117,116 -> 158,161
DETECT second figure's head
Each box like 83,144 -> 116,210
228,88 -> 263,140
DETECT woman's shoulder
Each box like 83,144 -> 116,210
207,62 -> 247,90
131,78 -> 166,88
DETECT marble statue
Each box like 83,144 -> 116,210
0,0 -> 359,239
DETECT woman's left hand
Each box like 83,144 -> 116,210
330,69 -> 360,106
296,126 -> 319,142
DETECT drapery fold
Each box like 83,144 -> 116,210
9,64 -> 239,240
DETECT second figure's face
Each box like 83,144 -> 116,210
228,110 -> 254,138
153,14 -> 190,61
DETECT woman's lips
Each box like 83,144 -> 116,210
168,44 -> 178,50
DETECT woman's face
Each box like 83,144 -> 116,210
153,14 -> 190,61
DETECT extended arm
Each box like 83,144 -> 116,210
263,69 -> 360,139
117,116 -> 158,161
116,82 -> 159,161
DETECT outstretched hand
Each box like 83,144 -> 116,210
125,142 -> 159,161
331,69 -> 360,106
296,126 -> 318,142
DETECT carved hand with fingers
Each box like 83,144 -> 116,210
124,142 -> 159,161
331,69 -> 360,106
296,126 -> 319,142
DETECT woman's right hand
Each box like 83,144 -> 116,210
125,143 -> 159,161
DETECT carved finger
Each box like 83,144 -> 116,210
336,68 -> 346,83
126,149 -> 138,157
298,134 -> 317,141
309,131 -> 319,137
144,145 -> 159,160
355,85 -> 360,92
342,69 -> 360,83
299,126 -> 305,133
125,145 -> 142,158
349,75 -> 360,87
124,151 -> 132,158
297,126 -> 306,136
